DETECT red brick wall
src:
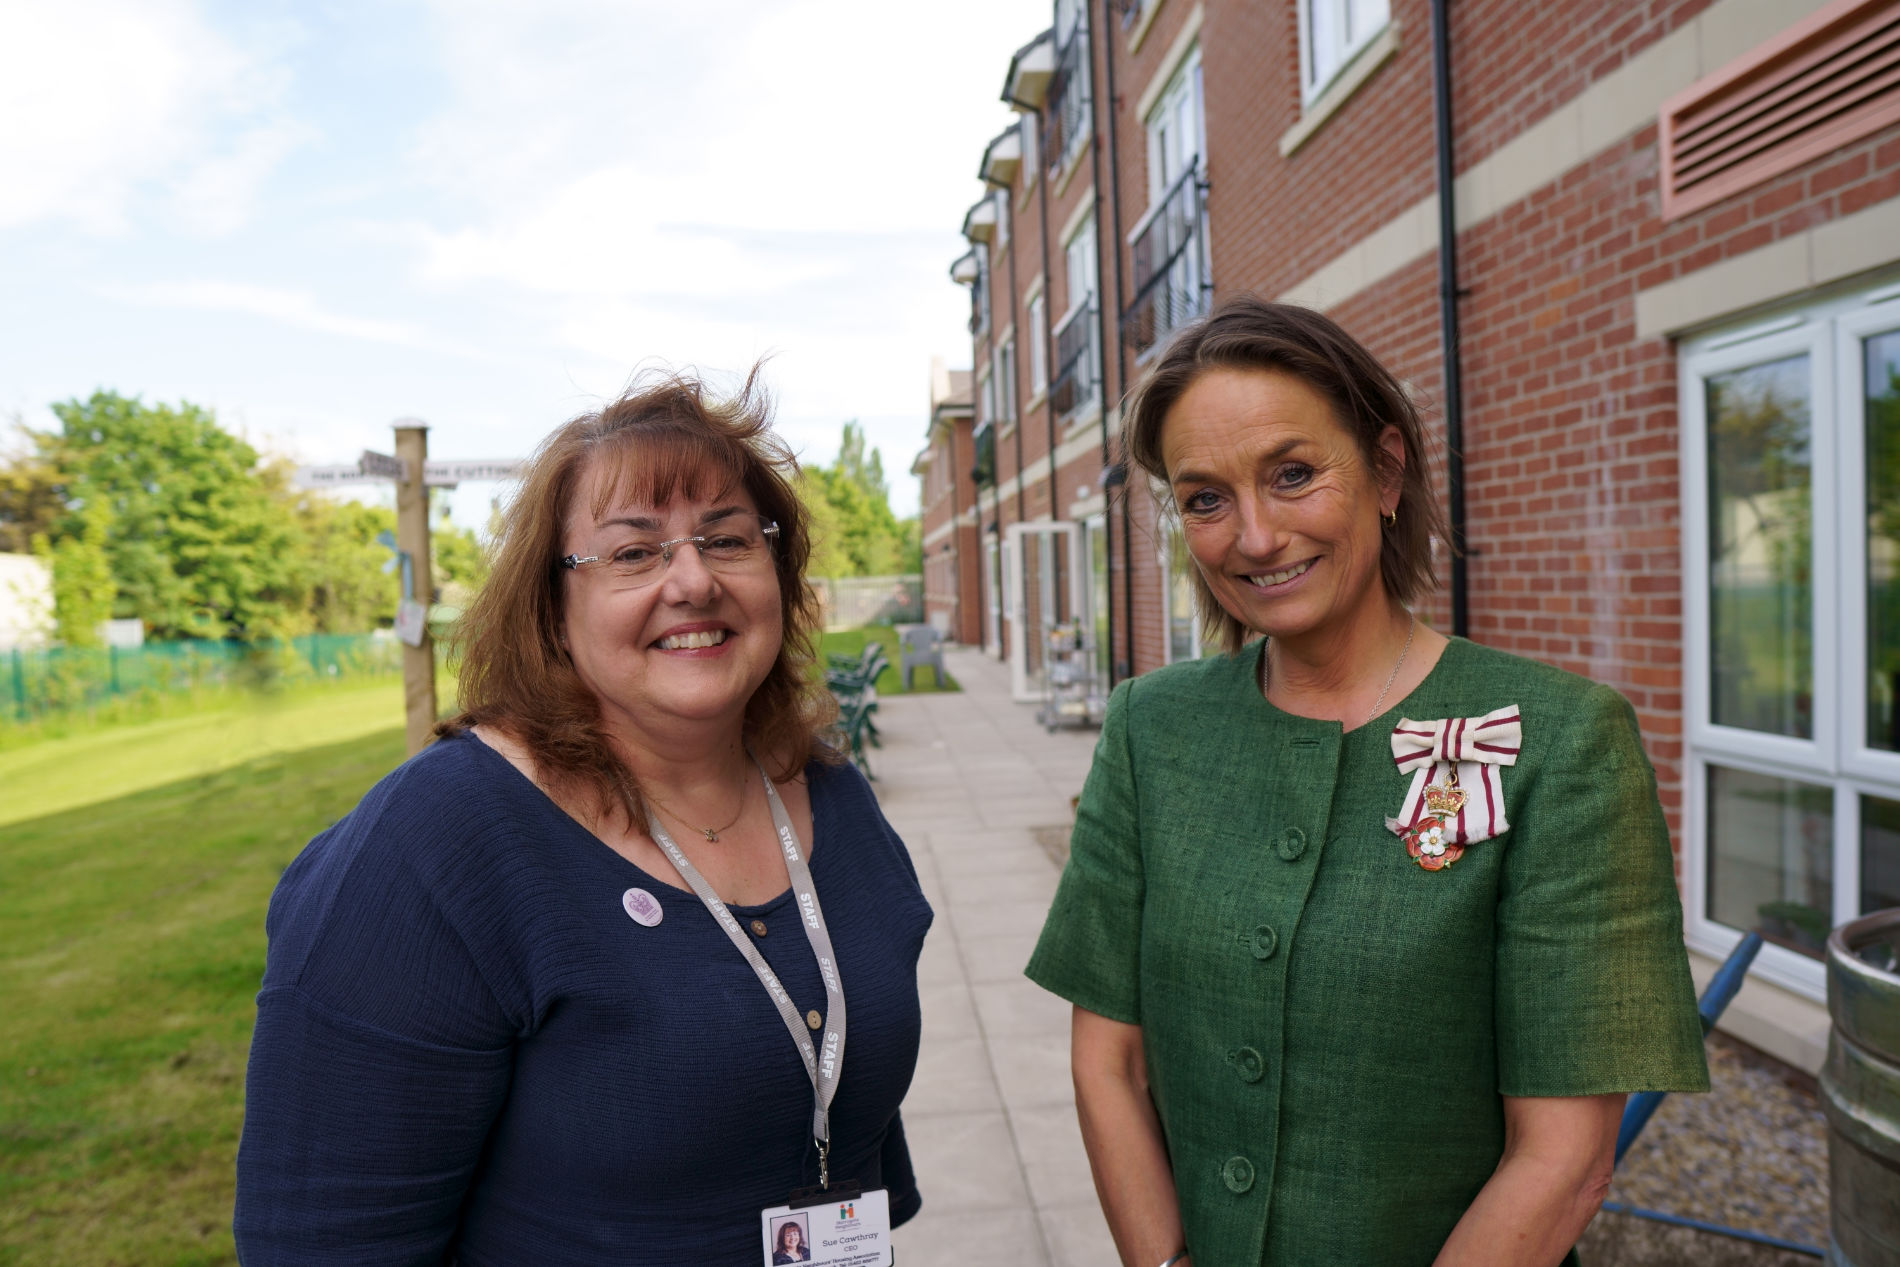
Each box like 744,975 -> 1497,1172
951,0 -> 1900,770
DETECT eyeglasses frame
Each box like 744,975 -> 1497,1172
559,518 -> 781,579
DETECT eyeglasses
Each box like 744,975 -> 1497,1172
561,516 -> 780,588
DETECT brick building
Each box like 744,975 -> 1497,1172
921,0 -> 1900,1070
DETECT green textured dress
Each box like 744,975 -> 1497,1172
1025,636 -> 1709,1266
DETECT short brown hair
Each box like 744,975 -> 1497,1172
438,365 -> 837,827
1121,296 -> 1447,655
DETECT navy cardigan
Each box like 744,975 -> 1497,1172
236,733 -> 930,1265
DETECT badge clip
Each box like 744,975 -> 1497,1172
785,1180 -> 863,1210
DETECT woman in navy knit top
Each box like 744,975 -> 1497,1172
235,367 -> 932,1264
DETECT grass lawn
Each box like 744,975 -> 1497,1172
0,677 -> 419,830
818,625 -> 956,693
0,630 -> 940,1262
0,695 -> 411,1264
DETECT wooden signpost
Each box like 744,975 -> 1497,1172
294,421 -> 523,755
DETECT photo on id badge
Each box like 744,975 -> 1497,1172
760,1188 -> 892,1266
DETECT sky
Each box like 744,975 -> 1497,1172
0,0 -> 1046,523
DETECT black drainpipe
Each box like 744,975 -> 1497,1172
1096,0 -> 1134,682
1430,0 -> 1470,636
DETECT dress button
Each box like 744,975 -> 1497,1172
1222,1155 -> 1256,1193
749,919 -> 768,937
1251,925 -> 1278,960
1275,827 -> 1306,861
1227,1046 -> 1265,1083
806,1009 -> 823,1030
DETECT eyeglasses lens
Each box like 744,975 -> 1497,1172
580,518 -> 777,587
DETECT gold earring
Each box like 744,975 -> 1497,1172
1383,506 -> 1398,528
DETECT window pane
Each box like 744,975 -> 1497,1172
1089,519 -> 1109,682
1868,330 -> 1900,751
1347,0 -> 1389,45
1308,0 -> 1339,87
1707,354 -> 1812,737
1167,530 -> 1197,662
1708,765 -> 1833,958
1865,794 -> 1900,914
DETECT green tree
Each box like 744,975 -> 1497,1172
34,392 -> 309,640
0,422 -> 65,555
430,494 -> 490,604
31,495 -> 116,647
802,422 -> 919,578
294,496 -> 398,634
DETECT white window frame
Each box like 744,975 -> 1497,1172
993,187 -> 1011,247
975,249 -> 992,339
1298,0 -> 1391,106
993,336 -> 1018,428
1680,281 -> 1900,1000
1055,0 -> 1085,46
1027,291 -> 1048,395
1064,214 -> 1098,319
1145,47 -> 1204,209
975,365 -> 992,428
1157,516 -> 1204,664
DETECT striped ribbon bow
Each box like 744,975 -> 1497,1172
1384,705 -> 1523,845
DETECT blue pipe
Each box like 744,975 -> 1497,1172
1598,1201 -> 1823,1258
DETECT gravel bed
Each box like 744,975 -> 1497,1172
1580,1031 -> 1829,1263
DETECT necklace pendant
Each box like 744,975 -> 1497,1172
701,828 -> 719,842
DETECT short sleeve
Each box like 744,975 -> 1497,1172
234,788 -> 518,1265
1025,679 -> 1145,1024
1494,685 -> 1710,1097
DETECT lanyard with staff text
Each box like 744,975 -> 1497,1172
645,755 -> 847,1188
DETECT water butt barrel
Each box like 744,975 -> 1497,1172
1824,908 -> 1900,1266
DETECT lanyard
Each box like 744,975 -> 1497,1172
645,756 -> 847,1185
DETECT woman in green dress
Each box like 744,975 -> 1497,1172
1026,298 -> 1708,1267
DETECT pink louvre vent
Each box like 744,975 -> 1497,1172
1659,0 -> 1900,220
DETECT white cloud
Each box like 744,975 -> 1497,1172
168,118 -> 314,236
412,167 -> 839,299
98,280 -> 472,356
390,0 -> 1044,431
0,0 -> 299,235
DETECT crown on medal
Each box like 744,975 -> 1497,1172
1423,781 -> 1467,815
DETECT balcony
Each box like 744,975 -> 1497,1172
1043,22 -> 1091,178
979,123 -> 1023,188
1002,29 -> 1055,110
1123,160 -> 1210,360
1049,301 -> 1099,423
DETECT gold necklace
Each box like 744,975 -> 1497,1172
1261,614 -> 1417,728
646,771 -> 751,842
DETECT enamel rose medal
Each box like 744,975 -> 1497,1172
1386,706 -> 1522,871
1401,770 -> 1469,869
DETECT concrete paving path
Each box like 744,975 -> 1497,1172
875,646 -> 1117,1267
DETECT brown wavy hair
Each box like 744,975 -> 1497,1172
1121,296 -> 1448,655
437,364 -> 838,828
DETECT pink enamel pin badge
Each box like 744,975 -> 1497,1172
622,887 -> 663,927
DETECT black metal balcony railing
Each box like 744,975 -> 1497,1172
1050,301 -> 1099,422
1122,160 -> 1211,359
1043,23 -> 1091,177
968,265 -> 988,337
970,421 -> 997,487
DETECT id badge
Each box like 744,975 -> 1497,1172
759,1187 -> 893,1266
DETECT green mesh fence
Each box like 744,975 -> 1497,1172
3,633 -> 407,722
